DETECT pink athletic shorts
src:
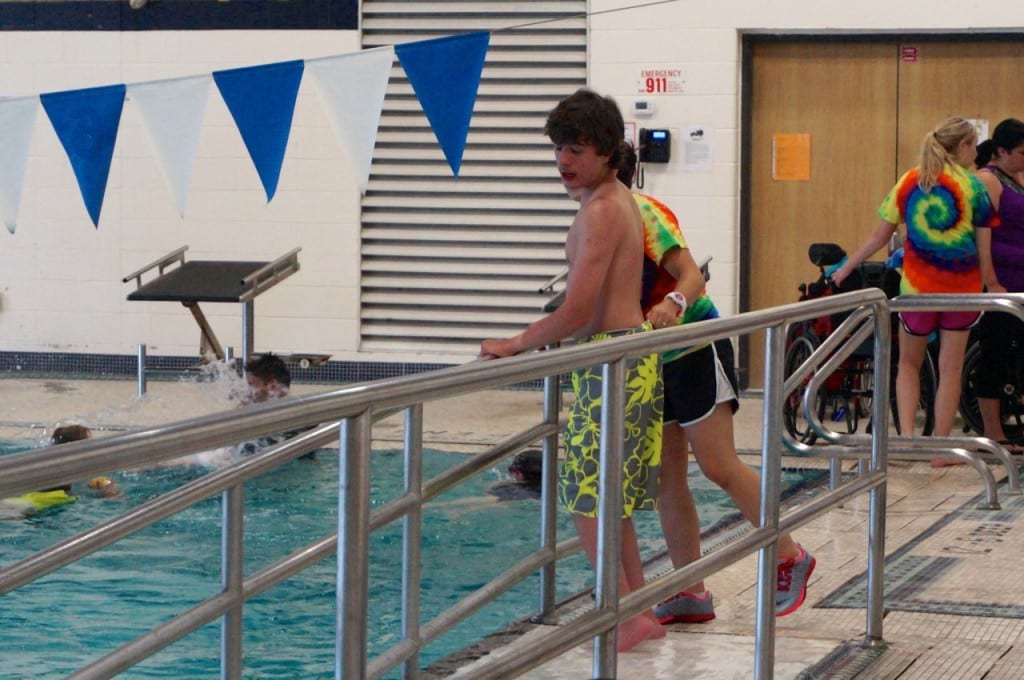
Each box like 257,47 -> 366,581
899,310 -> 981,336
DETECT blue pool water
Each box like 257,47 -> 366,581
1,441 -> 824,678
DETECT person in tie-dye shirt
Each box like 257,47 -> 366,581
617,144 -> 815,623
833,117 -> 998,463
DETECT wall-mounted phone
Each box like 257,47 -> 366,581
638,128 -> 671,163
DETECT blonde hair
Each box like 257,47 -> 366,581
917,116 -> 975,192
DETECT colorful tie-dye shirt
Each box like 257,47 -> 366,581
878,164 -> 998,295
634,192 -> 719,363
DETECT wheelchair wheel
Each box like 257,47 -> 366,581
783,335 -> 826,445
890,346 -> 937,436
959,341 -> 1024,443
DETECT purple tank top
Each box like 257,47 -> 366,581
983,166 -> 1024,291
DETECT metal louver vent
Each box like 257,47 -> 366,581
360,0 -> 587,357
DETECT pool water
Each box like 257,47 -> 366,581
1,442 -> 824,678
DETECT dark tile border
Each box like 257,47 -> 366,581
0,1 -> 358,32
0,349 -> 451,383
0,350 -> 549,389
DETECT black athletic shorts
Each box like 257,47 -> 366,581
662,338 -> 739,427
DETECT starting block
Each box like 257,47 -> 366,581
123,245 -> 301,362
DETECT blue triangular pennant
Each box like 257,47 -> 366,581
213,60 -> 304,202
395,32 -> 489,176
40,84 -> 126,228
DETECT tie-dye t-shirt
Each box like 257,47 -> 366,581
634,192 -> 719,363
878,165 -> 998,295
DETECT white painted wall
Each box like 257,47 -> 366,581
6,4 -> 1024,366
0,31 -> 364,361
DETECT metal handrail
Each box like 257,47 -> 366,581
238,247 -> 302,302
1,287 -> 893,680
121,245 -> 189,287
783,292 -> 1024,506
0,291 -> 887,500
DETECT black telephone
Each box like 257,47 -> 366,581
638,128 -> 671,163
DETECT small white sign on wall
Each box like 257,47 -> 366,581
624,121 -> 637,146
969,118 -> 990,142
635,66 -> 686,95
681,124 -> 713,172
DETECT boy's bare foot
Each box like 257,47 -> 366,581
645,610 -> 666,638
930,458 -> 966,468
617,614 -> 663,652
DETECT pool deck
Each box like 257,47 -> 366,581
4,376 -> 1024,679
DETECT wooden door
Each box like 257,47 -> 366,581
746,42 -> 898,387
896,41 -> 1024,172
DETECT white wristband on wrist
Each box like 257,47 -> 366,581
666,291 -> 687,315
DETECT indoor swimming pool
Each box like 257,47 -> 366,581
1,439 -> 825,678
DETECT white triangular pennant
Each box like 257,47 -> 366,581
0,96 -> 39,233
127,75 -> 211,217
307,46 -> 394,193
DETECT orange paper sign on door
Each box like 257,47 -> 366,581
772,133 -> 811,181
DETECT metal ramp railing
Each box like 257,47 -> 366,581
783,293 -> 1024,508
0,287 -> 945,679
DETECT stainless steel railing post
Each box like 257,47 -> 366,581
137,343 -> 147,396
242,301 -> 254,362
754,323 -> 786,680
538,370 -> 562,620
337,410 -> 372,680
865,299 -> 891,644
593,358 -> 626,678
221,484 -> 245,680
401,403 -> 424,680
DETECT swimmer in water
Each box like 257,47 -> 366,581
1,424 -> 121,518
487,449 -> 543,501
430,449 -> 545,510
241,352 -> 292,405
237,353 -> 317,458
51,425 -> 121,498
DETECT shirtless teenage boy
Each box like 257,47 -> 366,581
480,88 -> 664,651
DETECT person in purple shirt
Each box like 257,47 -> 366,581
975,118 -> 1024,451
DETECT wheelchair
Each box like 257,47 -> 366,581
784,243 -> 936,444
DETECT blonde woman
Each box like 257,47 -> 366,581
832,117 -> 998,463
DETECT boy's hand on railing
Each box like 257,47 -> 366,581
479,338 -> 518,359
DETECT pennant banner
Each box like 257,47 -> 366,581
396,32 -> 489,176
213,60 -> 305,202
40,84 -> 126,228
307,46 -> 394,193
0,96 -> 39,234
128,75 -> 212,218
4,36 -> 494,233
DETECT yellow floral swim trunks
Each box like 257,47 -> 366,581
559,324 -> 664,518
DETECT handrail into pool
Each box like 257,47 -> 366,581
0,288 -> 892,680
783,293 -> 1024,506
781,306 -> 1004,508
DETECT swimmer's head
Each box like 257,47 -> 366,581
508,449 -> 543,487
51,424 -> 92,445
43,424 -> 92,493
88,476 -> 122,498
244,353 -> 291,404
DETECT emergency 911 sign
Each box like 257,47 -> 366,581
636,67 -> 686,94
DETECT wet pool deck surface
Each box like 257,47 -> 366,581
4,376 -> 1024,679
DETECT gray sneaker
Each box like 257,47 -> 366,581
653,590 -> 716,624
776,545 -> 816,617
